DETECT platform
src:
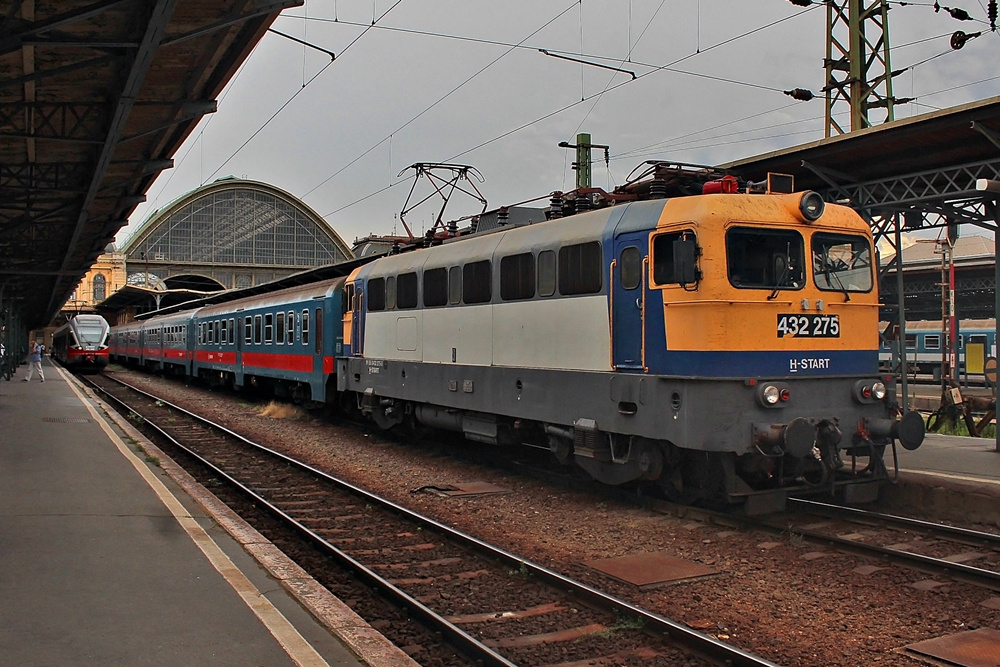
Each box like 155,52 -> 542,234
0,360 -> 413,666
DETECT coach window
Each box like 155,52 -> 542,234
448,266 -> 462,304
254,314 -> 262,345
244,317 -> 252,344
538,250 -> 556,297
811,232 -> 873,293
221,321 -> 228,345
228,319 -> 235,345
463,260 -> 492,304
368,277 -> 386,311
905,333 -> 917,350
287,311 -> 295,344
424,268 -> 448,307
727,228 -> 804,290
302,309 -> 310,346
619,246 -> 642,290
558,242 -> 602,295
277,312 -> 285,344
264,313 -> 274,344
398,272 -> 418,309
924,334 -> 940,350
315,308 -> 323,355
500,253 -> 535,301
207,322 -> 214,344
386,276 -> 397,310
215,320 -> 221,344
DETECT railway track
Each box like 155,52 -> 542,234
84,373 -> 779,667
770,498 -> 1000,591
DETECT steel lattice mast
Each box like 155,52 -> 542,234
824,0 -> 897,137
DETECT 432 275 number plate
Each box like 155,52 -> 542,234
777,314 -> 840,338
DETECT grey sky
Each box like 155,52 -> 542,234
119,0 -> 1000,247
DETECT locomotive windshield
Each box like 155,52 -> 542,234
811,233 -> 873,292
726,227 -> 804,289
76,321 -> 108,345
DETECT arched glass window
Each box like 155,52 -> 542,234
93,274 -> 106,302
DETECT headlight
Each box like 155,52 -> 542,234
872,382 -> 887,400
799,191 -> 825,221
763,385 -> 780,405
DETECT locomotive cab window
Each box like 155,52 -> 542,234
652,232 -> 698,286
811,233 -> 873,293
727,227 -> 804,290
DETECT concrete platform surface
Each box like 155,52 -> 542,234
0,360 -> 413,667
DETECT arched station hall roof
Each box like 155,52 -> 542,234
119,178 -> 354,282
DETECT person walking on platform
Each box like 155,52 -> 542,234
22,340 -> 43,382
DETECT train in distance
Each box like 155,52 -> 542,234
108,162 -> 925,514
51,314 -> 110,372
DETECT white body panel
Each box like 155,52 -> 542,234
493,296 -> 610,370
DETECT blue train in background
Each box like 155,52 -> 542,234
879,319 -> 997,377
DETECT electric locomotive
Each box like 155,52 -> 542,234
51,314 -> 111,372
339,164 -> 924,512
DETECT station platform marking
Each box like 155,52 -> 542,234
61,369 -> 330,667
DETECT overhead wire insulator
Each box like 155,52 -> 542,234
784,88 -> 815,101
950,30 -> 981,49
933,2 -> 973,20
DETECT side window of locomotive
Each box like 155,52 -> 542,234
558,242 -> 602,295
301,309 -> 310,346
423,268 -> 448,307
397,272 -> 418,309
287,311 -> 295,344
619,246 -> 642,290
463,260 -> 492,304
651,232 -> 695,285
448,266 -> 462,304
538,250 -> 556,297
500,253 -> 535,301
276,312 -> 285,344
264,313 -> 273,344
726,227 -> 804,289
368,277 -> 386,311
254,315 -> 262,345
811,233 -> 873,292
386,275 -> 397,309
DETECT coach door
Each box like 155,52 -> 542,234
612,231 -> 649,372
